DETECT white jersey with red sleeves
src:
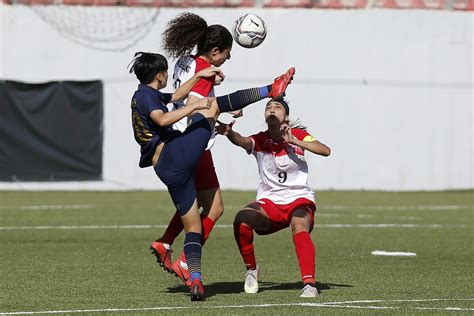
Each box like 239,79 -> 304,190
249,128 -> 315,204
172,55 -> 216,149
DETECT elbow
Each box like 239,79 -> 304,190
322,146 -> 331,157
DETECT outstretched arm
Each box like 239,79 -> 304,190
216,120 -> 253,153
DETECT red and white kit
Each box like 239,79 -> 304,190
249,128 -> 316,205
172,55 -> 219,190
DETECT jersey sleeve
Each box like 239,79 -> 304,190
292,128 -> 315,142
249,132 -> 267,155
142,94 -> 167,116
190,58 -> 214,98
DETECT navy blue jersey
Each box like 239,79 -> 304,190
131,84 -> 180,168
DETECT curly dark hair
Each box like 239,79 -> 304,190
162,12 -> 233,59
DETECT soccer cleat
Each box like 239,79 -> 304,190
300,284 -> 319,298
149,241 -> 173,273
269,67 -> 295,99
244,266 -> 259,294
190,279 -> 206,301
171,259 -> 192,287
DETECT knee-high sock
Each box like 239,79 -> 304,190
159,211 -> 183,245
293,231 -> 316,286
234,222 -> 257,270
184,232 -> 202,282
179,214 -> 216,262
216,86 -> 271,112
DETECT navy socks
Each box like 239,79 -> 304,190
184,232 -> 202,282
216,85 -> 272,112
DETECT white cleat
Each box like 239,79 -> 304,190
244,266 -> 259,294
300,284 -> 319,298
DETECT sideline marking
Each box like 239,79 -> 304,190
371,250 -> 417,256
0,205 -> 95,210
1,299 -> 473,315
0,223 -> 468,231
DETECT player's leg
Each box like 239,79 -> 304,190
149,211 -> 182,272
172,154 -> 223,284
233,201 -> 278,294
152,151 -> 221,275
180,200 -> 206,301
152,119 -> 213,300
190,67 -> 295,123
289,200 -> 318,298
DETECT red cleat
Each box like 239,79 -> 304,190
149,241 -> 173,273
269,67 -> 295,99
190,279 -> 206,301
171,259 -> 192,288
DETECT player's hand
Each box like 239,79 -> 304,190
214,74 -> 224,86
281,123 -> 294,144
230,109 -> 243,118
194,97 -> 214,111
197,67 -> 224,79
215,119 -> 235,136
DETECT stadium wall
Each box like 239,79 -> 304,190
0,5 -> 472,191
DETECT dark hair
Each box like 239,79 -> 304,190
162,12 -> 233,59
128,52 -> 168,84
267,98 -> 307,130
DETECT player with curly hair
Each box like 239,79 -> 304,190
150,12 -> 240,288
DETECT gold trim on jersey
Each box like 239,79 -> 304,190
132,111 -> 153,143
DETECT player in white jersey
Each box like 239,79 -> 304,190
149,12 -> 236,288
216,98 -> 331,298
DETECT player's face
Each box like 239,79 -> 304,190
265,101 -> 287,125
211,48 -> 231,67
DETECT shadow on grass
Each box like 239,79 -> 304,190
166,281 -> 352,298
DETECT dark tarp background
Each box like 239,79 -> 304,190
0,80 -> 103,181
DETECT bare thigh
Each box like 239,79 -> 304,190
234,202 -> 274,235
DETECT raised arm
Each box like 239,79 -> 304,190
216,120 -> 253,153
282,125 -> 331,156
170,67 -> 223,103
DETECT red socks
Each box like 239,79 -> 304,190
234,223 -> 257,270
293,231 -> 316,285
159,211 -> 183,245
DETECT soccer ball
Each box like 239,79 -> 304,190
232,14 -> 267,49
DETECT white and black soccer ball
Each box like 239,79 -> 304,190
232,14 -> 267,49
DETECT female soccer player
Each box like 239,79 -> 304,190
149,12 -> 239,287
129,51 -> 294,301
216,98 -> 330,298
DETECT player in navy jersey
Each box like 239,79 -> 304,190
216,98 -> 331,298
149,12 -> 242,287
129,51 -> 295,301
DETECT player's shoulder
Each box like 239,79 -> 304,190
250,131 -> 269,150
291,127 -> 310,140
194,56 -> 212,71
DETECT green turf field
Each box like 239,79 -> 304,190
0,190 -> 473,314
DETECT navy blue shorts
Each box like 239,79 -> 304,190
154,113 -> 212,216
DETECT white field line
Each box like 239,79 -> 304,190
0,205 -> 95,210
0,204 -> 468,212
0,299 -> 473,315
321,205 -> 469,211
0,223 -> 468,231
371,250 -> 417,256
